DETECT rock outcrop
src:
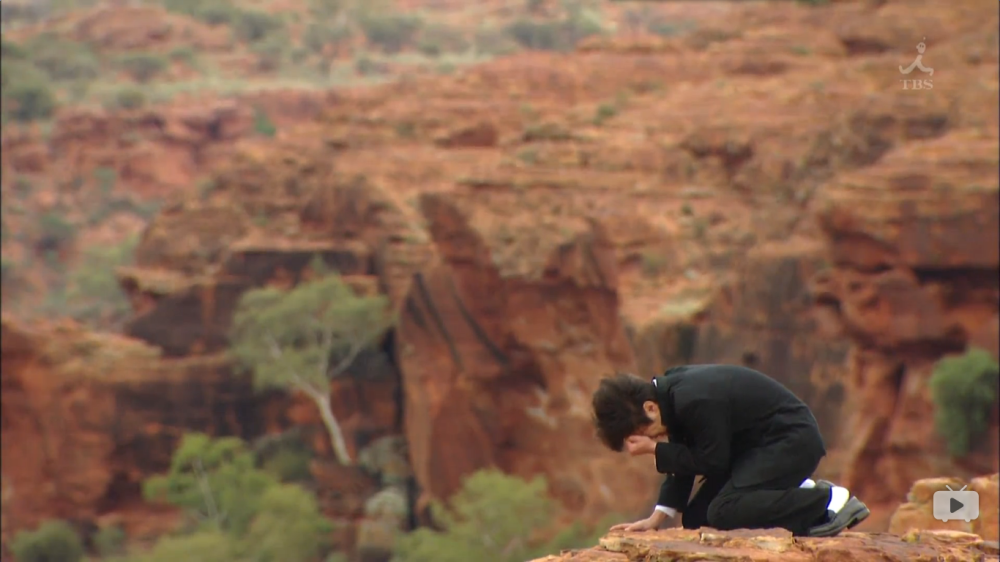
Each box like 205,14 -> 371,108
530,528 -> 1000,562
812,132 -> 1000,522
889,473 -> 1000,542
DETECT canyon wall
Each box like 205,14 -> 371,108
1,0 -> 998,550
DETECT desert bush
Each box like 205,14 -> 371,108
21,34 -> 101,81
239,484 -> 333,562
303,22 -> 354,54
252,106 -> 277,137
1,62 -> 58,122
143,433 -> 278,536
929,347 -> 1000,457
117,52 -> 169,83
10,520 -> 85,562
394,469 -> 609,562
504,19 -> 563,51
472,26 -> 520,56
38,211 -> 75,248
358,13 -> 423,54
93,524 -> 127,557
140,433 -> 334,562
232,9 -> 285,44
111,87 -> 147,111
261,443 -> 313,483
504,3 -> 606,52
132,531 -> 239,562
251,35 -> 287,72
161,0 -> 237,25
65,235 -> 137,328
168,45 -> 198,65
417,23 -> 469,57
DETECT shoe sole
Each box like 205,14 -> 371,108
808,497 -> 871,537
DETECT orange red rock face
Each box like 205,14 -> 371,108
1,0 -> 998,547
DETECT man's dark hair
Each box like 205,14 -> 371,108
591,373 -> 656,452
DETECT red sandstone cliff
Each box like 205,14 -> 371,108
1,0 -> 998,550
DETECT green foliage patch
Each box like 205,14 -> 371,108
929,347 -> 1000,457
10,520 -> 85,562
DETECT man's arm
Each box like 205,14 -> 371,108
654,474 -> 695,518
653,400 -> 730,475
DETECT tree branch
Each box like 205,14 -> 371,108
266,331 -> 323,397
328,338 -> 365,379
193,457 -> 223,531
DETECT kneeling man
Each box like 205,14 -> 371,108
591,365 -> 869,537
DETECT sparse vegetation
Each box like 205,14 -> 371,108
140,433 -> 334,561
359,13 -> 424,54
111,86 -> 148,110
252,106 -> 277,137
229,258 -> 395,465
64,235 -> 138,329
929,347 -> 1000,457
117,52 -> 170,83
93,524 -> 127,558
10,520 -> 85,562
395,469 -> 616,562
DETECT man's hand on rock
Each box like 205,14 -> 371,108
625,435 -> 657,457
609,511 -> 665,533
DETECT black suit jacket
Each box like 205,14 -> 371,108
653,364 -> 826,510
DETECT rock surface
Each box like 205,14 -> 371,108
889,473 -> 1000,541
530,528 -> 1000,562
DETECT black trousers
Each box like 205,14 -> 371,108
679,463 -> 831,536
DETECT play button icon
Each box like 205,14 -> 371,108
933,485 -> 979,523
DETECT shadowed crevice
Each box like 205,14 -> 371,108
446,275 -> 509,370
412,272 -> 463,370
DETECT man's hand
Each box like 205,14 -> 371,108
609,511 -> 667,533
625,435 -> 657,457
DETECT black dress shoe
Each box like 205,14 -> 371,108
808,496 -> 871,537
811,481 -> 865,530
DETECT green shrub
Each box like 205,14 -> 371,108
929,347 -> 1000,457
161,0 -> 238,25
239,484 -> 333,562
93,524 -> 126,557
133,531 -> 238,562
38,212 -> 75,247
117,52 -> 169,83
198,3 -> 240,25
251,35 -> 287,72
232,10 -> 285,44
417,23 -> 469,57
22,34 -> 101,81
10,520 -> 85,562
252,106 -> 276,137
394,469 -> 607,562
504,19 -> 564,51
1,62 -> 58,122
303,22 -> 353,54
261,446 -> 313,482
504,5 -> 605,52
169,45 -> 198,64
111,87 -> 147,111
359,13 -> 423,54
472,26 -> 520,56
65,235 -> 137,327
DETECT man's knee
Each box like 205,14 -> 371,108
706,497 -> 741,530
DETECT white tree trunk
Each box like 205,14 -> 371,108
313,392 -> 353,466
